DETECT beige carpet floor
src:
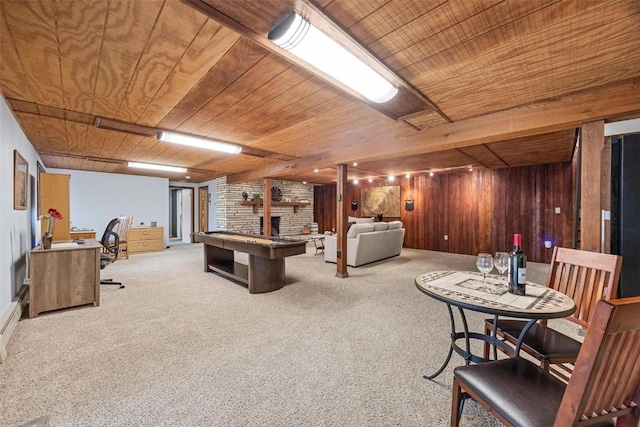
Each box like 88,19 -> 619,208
1,243 -> 575,426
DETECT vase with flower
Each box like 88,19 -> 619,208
39,208 -> 63,249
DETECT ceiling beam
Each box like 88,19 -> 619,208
227,79 -> 640,183
3,103 -> 299,162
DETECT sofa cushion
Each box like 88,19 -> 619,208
347,222 -> 375,238
373,222 -> 389,231
387,221 -> 403,230
348,216 -> 374,224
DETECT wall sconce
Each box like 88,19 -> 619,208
268,11 -> 398,103
405,199 -> 415,211
351,201 -> 358,211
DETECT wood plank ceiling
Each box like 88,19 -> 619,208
1,0 -> 639,184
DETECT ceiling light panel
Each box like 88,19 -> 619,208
128,162 -> 187,173
158,131 -> 242,154
269,12 -> 397,103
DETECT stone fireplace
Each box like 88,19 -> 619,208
214,178 -> 314,236
260,216 -> 281,236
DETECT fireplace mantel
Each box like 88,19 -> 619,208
238,200 -> 311,214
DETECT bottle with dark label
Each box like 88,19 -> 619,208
508,234 -> 527,295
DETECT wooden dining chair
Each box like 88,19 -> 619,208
453,297 -> 640,427
116,215 -> 133,259
483,246 -> 622,381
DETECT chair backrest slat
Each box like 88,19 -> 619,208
554,297 -> 640,427
116,215 -> 133,241
546,247 -> 622,328
567,264 -> 580,301
553,262 -> 566,294
611,335 -> 640,405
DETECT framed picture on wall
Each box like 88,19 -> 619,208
14,150 -> 28,210
36,161 -> 45,214
361,185 -> 401,217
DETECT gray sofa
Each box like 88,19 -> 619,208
324,221 -> 405,267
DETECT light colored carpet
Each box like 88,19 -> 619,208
1,244 -> 576,426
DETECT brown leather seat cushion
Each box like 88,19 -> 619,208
454,358 -> 614,427
485,319 -> 582,359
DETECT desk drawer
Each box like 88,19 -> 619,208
129,228 -> 163,240
71,231 -> 96,239
129,227 -> 164,254
128,240 -> 164,253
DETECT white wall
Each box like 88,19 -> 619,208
51,169 -> 170,245
0,96 -> 42,314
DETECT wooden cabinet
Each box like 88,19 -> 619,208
71,230 -> 97,240
29,240 -> 101,318
39,173 -> 71,241
128,227 -> 164,254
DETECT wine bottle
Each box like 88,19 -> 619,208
508,234 -> 527,295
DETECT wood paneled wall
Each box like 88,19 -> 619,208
314,163 -> 575,263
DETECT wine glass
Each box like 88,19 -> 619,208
476,253 -> 494,283
494,252 -> 509,282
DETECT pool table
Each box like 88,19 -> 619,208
193,231 -> 307,293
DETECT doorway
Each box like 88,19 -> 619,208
169,187 -> 194,244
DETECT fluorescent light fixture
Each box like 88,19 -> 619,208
128,162 -> 187,173
158,131 -> 242,154
269,12 -> 398,103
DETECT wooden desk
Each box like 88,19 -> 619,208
194,231 -> 306,293
70,229 -> 97,239
29,240 -> 101,318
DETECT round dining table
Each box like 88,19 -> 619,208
415,271 -> 576,380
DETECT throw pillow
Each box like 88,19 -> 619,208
373,222 -> 389,231
387,221 -> 403,230
348,216 -> 375,224
347,223 -> 375,238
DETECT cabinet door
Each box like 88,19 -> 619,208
39,173 -> 71,241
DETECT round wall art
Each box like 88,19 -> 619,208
271,186 -> 283,202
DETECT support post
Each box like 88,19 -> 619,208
336,164 -> 348,278
263,178 -> 272,237
580,120 -> 605,251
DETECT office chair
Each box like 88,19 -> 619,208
100,218 -> 125,288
